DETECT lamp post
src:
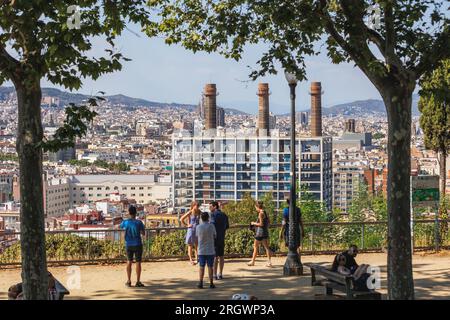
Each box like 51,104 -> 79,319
283,71 -> 303,276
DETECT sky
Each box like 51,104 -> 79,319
11,26 -> 385,115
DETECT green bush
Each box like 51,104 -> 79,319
225,229 -> 254,255
149,230 -> 186,257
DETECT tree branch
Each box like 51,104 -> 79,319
0,0 -> 15,6
0,42 -> 21,84
317,0 -> 387,90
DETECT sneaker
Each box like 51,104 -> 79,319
125,281 -> 132,287
209,283 -> 216,289
217,275 -> 223,280
135,281 -> 145,287
197,283 -> 204,289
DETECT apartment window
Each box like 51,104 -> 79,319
122,187 -> 127,190
139,187 -> 144,190
131,194 -> 136,197
131,187 -> 135,190
139,194 -> 144,197
89,187 -> 93,190
97,194 -> 102,197
97,187 -> 102,190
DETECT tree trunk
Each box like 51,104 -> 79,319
15,79 -> 48,300
438,151 -> 447,200
383,85 -> 415,300
438,150 -> 448,241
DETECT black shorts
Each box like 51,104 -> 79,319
255,236 -> 268,242
215,241 -> 225,257
126,245 -> 143,262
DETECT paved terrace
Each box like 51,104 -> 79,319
1,253 -> 449,300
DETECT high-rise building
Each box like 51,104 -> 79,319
333,150 -> 368,214
345,119 -> 356,133
172,82 -> 332,214
297,112 -> 309,127
269,112 -> 276,130
216,107 -> 225,127
172,132 -> 332,213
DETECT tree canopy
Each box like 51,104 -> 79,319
147,0 -> 448,84
0,0 -> 152,88
418,59 -> 450,156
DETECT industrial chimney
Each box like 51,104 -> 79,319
345,119 -> 356,133
310,82 -> 322,137
257,83 -> 270,135
204,84 -> 217,130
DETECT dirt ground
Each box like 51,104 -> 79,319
1,252 -> 449,300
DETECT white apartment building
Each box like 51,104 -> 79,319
333,150 -> 369,214
44,177 -> 71,217
69,175 -> 171,206
173,129 -> 333,213
18,174 -> 173,218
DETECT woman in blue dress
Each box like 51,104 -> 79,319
180,201 -> 201,265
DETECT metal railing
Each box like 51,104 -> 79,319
0,219 -> 448,266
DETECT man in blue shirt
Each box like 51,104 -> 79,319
120,206 -> 145,287
281,198 -> 304,251
210,201 -> 229,280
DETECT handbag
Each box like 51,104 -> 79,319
255,225 -> 265,238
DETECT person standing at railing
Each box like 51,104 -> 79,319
180,201 -> 202,265
280,198 -> 305,253
120,206 -> 145,288
210,201 -> 229,280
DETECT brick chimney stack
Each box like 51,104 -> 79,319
204,84 -> 217,130
310,82 -> 322,137
257,83 -> 270,135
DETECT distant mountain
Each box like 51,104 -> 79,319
322,96 -> 420,116
1,86 -> 419,117
0,86 -> 247,115
279,95 -> 420,117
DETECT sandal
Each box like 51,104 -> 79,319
135,281 -> 145,287
247,261 -> 255,266
266,262 -> 273,268
125,281 -> 132,287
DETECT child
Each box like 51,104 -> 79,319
196,211 -> 217,288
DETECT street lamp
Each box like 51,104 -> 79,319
283,70 -> 303,276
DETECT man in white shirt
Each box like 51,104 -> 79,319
196,212 -> 217,288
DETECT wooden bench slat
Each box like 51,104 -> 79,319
306,263 -> 381,300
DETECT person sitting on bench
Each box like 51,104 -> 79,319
332,244 -> 365,273
333,253 -> 371,291
8,271 -> 58,300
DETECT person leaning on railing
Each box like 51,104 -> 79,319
279,198 -> 305,252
